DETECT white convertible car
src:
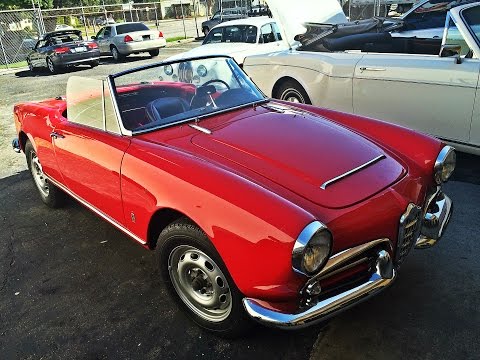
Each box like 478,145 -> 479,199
244,0 -> 480,155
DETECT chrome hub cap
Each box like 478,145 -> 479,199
168,245 -> 232,322
30,152 -> 49,196
112,48 -> 118,60
281,88 -> 305,104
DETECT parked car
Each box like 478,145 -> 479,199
391,0 -> 479,39
92,22 -> 166,61
27,30 -> 100,74
54,24 -> 74,31
12,55 -> 454,336
201,8 -> 247,36
169,17 -> 288,65
245,0 -> 480,155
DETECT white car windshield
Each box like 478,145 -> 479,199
203,25 -> 258,44
111,57 -> 265,133
462,5 -> 480,45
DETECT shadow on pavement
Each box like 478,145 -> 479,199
0,170 -> 321,359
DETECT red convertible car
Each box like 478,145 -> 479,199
12,56 -> 454,336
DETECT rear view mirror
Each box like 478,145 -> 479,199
440,44 -> 462,64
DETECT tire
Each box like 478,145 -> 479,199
25,141 -> 65,208
89,60 -> 99,68
46,57 -> 58,74
111,46 -> 125,62
157,219 -> 252,337
276,79 -> 312,105
27,58 -> 37,72
149,49 -> 160,57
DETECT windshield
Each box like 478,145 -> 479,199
116,23 -> 149,34
112,57 -> 265,133
462,5 -> 480,47
203,25 -> 258,44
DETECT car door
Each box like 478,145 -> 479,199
52,77 -> 130,225
259,23 -> 284,52
353,17 -> 480,143
31,39 -> 48,67
95,27 -> 110,54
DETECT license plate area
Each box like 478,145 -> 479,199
73,46 -> 87,53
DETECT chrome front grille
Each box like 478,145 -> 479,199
396,203 -> 422,265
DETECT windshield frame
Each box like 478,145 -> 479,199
109,55 -> 268,136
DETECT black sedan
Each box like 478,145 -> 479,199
27,30 -> 100,74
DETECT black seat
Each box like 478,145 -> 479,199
145,97 -> 190,123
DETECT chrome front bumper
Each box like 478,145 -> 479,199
243,189 -> 453,329
243,248 -> 396,329
415,190 -> 453,249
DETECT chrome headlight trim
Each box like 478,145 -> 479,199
434,146 -> 456,184
292,221 -> 332,276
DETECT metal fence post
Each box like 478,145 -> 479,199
193,0 -> 200,38
180,0 -> 187,39
154,3 -> 159,30
81,6 -> 89,38
0,34 -> 9,69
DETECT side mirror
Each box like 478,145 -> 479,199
440,44 -> 462,64
91,35 -> 96,40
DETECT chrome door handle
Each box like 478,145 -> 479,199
50,131 -> 65,139
359,67 -> 386,72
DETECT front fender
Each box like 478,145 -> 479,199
287,103 -> 444,181
121,139 -> 315,302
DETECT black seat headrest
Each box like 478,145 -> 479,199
145,97 -> 190,123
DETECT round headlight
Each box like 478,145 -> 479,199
302,230 -> 332,275
434,146 -> 456,184
292,222 -> 332,276
197,65 -> 208,77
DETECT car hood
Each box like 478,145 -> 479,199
267,0 -> 347,47
188,105 -> 405,209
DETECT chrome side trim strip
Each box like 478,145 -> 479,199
320,154 -> 386,190
189,124 -> 212,134
46,175 -> 147,245
243,249 -> 396,329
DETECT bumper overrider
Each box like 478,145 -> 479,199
243,189 -> 453,329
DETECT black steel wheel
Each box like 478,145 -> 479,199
149,49 -> 160,57
25,141 -> 65,208
157,219 -> 252,337
111,46 -> 125,62
276,79 -> 311,104
46,57 -> 58,74
89,60 -> 99,68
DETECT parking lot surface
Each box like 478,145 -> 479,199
1,43 -> 479,359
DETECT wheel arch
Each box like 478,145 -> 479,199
272,76 -> 309,100
18,131 -> 29,152
147,207 -> 191,249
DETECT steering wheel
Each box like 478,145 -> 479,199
202,79 -> 230,90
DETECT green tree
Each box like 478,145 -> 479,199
0,0 -> 53,10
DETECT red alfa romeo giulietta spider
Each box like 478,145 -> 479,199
12,56 -> 455,336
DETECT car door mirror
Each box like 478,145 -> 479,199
91,35 -> 96,40
440,44 -> 462,64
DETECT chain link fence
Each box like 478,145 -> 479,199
0,8 -> 44,68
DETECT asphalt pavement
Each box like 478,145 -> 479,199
1,41 -> 479,359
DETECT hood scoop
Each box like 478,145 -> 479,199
320,154 -> 385,190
